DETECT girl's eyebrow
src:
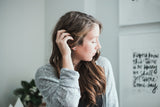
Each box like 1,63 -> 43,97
92,35 -> 99,39
88,36 -> 97,40
91,34 -> 99,38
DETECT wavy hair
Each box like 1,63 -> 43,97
49,11 -> 106,107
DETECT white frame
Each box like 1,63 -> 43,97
119,0 -> 160,26
119,32 -> 160,107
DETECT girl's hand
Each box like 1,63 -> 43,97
56,30 -> 74,70
56,30 -> 73,57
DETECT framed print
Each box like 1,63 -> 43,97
119,32 -> 160,107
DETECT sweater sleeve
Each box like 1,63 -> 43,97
97,56 -> 119,107
105,59 -> 119,107
35,65 -> 81,107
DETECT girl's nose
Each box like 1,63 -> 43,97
98,42 -> 101,49
96,40 -> 101,50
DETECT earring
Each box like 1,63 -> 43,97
72,47 -> 76,51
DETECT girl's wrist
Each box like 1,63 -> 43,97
62,55 -> 74,70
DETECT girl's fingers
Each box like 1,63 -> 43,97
56,30 -> 73,46
60,33 -> 71,39
57,30 -> 66,39
63,36 -> 74,42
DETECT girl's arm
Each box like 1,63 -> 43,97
35,65 -> 81,107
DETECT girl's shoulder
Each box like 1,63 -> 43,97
96,56 -> 113,78
96,56 -> 112,68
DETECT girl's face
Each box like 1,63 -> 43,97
72,23 -> 101,64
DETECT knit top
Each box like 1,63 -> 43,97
35,56 -> 119,107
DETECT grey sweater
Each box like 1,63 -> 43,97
35,56 -> 119,107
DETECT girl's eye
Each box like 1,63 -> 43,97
92,41 -> 97,43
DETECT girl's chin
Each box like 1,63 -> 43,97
83,57 -> 93,62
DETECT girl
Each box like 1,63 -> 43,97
35,11 -> 119,107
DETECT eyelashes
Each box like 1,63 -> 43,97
92,41 -> 97,43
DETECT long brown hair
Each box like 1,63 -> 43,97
49,11 -> 106,107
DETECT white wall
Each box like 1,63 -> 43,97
0,0 -> 45,106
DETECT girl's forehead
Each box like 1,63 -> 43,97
84,24 -> 100,39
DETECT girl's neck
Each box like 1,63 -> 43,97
71,54 -> 80,68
